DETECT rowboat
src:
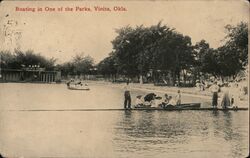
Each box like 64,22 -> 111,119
132,103 -> 248,111
67,85 -> 90,90
135,103 -> 201,110
129,107 -> 248,111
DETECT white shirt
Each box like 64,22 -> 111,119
135,98 -> 143,105
124,84 -> 131,91
168,98 -> 176,106
176,93 -> 181,101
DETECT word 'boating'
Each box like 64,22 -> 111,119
16,7 -> 36,12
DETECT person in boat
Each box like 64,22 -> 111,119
66,80 -> 71,87
175,90 -> 181,106
143,93 -> 157,107
165,96 -> 176,108
144,93 -> 156,102
151,96 -> 163,107
135,95 -> 144,108
74,80 -> 82,85
209,80 -> 220,108
161,94 -> 169,108
124,80 -> 131,109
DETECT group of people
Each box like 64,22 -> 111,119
195,80 -> 206,91
123,78 -> 243,109
123,81 -> 182,109
209,80 -> 240,109
66,79 -> 88,87
134,91 -> 181,108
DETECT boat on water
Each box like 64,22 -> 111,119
132,103 -> 247,111
67,85 -> 90,90
135,103 -> 201,110
66,81 -> 90,90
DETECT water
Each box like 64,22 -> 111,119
0,83 -> 248,158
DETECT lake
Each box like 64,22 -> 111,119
0,83 -> 248,158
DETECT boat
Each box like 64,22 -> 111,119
132,106 -> 247,111
67,84 -> 90,90
66,80 -> 90,90
134,103 -> 201,110
67,86 -> 90,90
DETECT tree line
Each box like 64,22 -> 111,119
97,21 -> 248,84
0,21 -> 247,85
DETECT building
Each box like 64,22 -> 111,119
0,66 -> 61,83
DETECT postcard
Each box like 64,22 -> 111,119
0,0 -> 249,157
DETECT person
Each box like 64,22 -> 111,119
229,82 -> 239,108
165,96 -> 176,108
124,80 -> 131,109
175,90 -> 181,106
144,93 -> 156,102
220,87 -> 231,109
151,96 -> 162,107
200,81 -> 205,91
161,94 -> 169,108
195,81 -> 201,91
209,80 -> 220,108
66,80 -> 71,87
135,95 -> 144,108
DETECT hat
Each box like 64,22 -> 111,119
155,96 -> 162,99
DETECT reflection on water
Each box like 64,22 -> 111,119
114,110 -> 248,158
0,83 -> 249,158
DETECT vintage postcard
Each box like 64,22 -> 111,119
0,0 -> 249,157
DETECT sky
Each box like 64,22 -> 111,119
0,0 -> 248,64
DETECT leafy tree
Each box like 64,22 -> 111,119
97,53 -> 117,76
59,53 -> 94,76
198,22 -> 248,79
0,50 -> 56,70
224,22 -> 248,66
193,40 -> 210,80
111,22 -> 195,84
200,48 -> 220,78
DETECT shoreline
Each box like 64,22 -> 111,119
1,80 -> 248,107
86,80 -> 249,107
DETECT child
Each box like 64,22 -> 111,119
176,90 -> 181,106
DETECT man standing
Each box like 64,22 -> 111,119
124,80 -> 131,109
209,80 -> 220,108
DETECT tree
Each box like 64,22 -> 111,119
199,22 -> 248,80
111,22 -> 195,84
225,22 -> 248,49
224,22 -> 248,66
59,53 -> 94,76
200,48 -> 220,78
0,50 -> 56,70
193,40 -> 210,80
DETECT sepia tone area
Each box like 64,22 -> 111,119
0,0 -> 249,158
